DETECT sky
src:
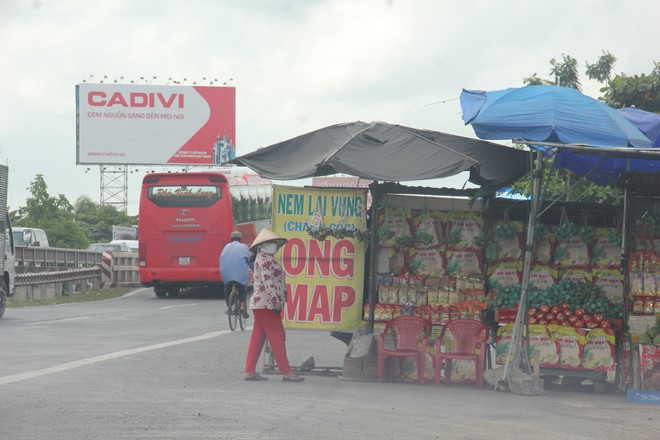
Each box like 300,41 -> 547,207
1,0 -> 658,215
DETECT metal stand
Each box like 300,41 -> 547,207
260,341 -> 344,377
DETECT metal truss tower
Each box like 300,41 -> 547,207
99,165 -> 128,213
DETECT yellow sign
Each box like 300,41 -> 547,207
272,185 -> 367,330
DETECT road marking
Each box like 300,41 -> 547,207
24,316 -> 91,325
159,304 -> 197,310
0,329 -> 247,386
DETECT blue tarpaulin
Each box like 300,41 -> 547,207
553,107 -> 660,185
460,86 -> 657,185
460,86 -> 651,148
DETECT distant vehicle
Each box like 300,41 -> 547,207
111,239 -> 138,253
138,171 -> 272,298
12,227 -> 49,248
87,242 -> 130,253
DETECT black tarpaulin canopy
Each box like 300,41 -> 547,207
229,121 -> 531,188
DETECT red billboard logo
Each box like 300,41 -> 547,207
88,91 -> 185,109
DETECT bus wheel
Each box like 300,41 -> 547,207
167,287 -> 180,297
154,286 -> 167,298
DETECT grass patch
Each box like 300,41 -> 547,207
7,288 -> 135,307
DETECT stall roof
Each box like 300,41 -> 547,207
230,121 -> 532,191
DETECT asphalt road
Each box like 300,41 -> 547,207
0,288 -> 658,440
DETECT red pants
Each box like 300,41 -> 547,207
245,309 -> 292,375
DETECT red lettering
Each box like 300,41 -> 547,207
285,283 -> 355,324
86,91 -> 185,108
130,93 -> 149,107
282,237 -> 355,279
88,91 -> 106,105
332,240 -> 354,278
157,92 -> 178,108
308,285 -> 331,322
286,283 -> 309,321
333,285 -> 355,319
307,239 -> 331,278
107,92 -> 129,107
282,238 -> 306,276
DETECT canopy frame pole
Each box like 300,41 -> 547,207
498,150 -> 544,390
366,182 -> 380,334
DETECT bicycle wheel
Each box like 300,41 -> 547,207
228,287 -> 238,331
238,305 -> 245,331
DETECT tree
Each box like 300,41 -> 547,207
523,51 -> 618,89
74,196 -> 138,243
13,174 -> 89,248
600,61 -> 660,112
516,52 -> 659,203
510,158 -> 623,205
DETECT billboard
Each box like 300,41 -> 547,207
76,83 -> 235,165
272,185 -> 367,331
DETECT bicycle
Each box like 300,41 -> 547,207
226,282 -> 246,331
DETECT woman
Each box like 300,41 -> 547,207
244,229 -> 304,382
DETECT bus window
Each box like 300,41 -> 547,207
148,185 -> 221,208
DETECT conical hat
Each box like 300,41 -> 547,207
250,228 -> 287,252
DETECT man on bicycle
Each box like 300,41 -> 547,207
219,230 -> 252,319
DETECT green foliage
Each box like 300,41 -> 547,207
11,175 -> 137,249
74,196 -> 137,243
524,50 -> 659,113
585,51 -> 617,82
600,62 -> 660,112
510,158 -> 623,204
550,54 -> 581,90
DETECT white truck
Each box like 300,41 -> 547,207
0,165 -> 16,318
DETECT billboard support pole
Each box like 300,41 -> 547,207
100,165 -> 128,213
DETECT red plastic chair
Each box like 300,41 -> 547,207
377,316 -> 432,384
434,319 -> 489,389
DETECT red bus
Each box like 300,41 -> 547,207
138,171 -> 271,298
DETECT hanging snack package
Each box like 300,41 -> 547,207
493,220 -> 524,261
487,262 -> 523,290
529,264 -> 558,290
411,210 -> 443,249
593,269 -> 625,304
549,324 -> 586,370
533,226 -> 555,265
446,249 -> 483,278
389,248 -> 408,275
582,328 -> 616,371
408,247 -> 445,277
446,211 -> 483,250
591,228 -> 622,268
377,207 -> 411,248
554,230 -> 591,268
559,268 -> 592,285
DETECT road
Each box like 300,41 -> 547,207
0,288 -> 657,440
